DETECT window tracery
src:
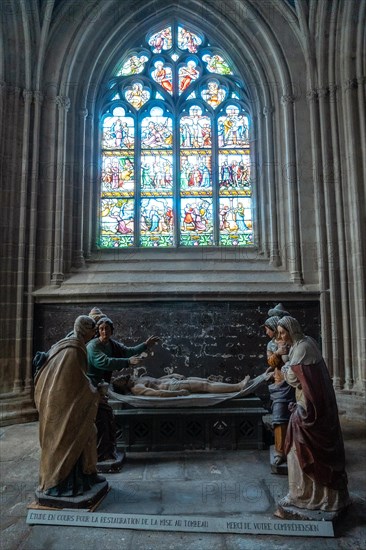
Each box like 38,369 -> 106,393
99,24 -> 253,248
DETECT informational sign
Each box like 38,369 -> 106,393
26,511 -> 334,537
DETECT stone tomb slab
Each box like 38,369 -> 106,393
26,510 -> 334,537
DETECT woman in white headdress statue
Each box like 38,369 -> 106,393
274,316 -> 349,513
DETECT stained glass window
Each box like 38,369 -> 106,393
99,24 -> 253,248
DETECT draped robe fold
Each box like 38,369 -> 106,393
34,337 -> 99,492
283,355 -> 349,510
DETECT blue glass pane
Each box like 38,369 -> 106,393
102,153 -> 134,197
117,54 -> 149,76
99,198 -> 134,247
178,26 -> 202,53
218,153 -> 251,196
180,198 -> 213,246
180,153 -> 212,195
140,198 -> 174,247
141,113 -> 173,149
148,27 -> 172,53
125,83 -> 150,110
219,197 -> 253,246
141,153 -> 173,196
102,115 -> 134,149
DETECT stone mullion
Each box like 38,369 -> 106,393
263,105 -> 280,266
280,94 -> 302,283
51,95 -> 70,285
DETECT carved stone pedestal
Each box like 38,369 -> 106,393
35,481 -> 109,509
97,451 -> 125,473
274,499 -> 350,522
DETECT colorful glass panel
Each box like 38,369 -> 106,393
178,60 -> 199,94
177,26 -> 202,53
99,198 -> 135,247
140,198 -> 174,247
219,197 -> 253,246
102,115 -> 134,149
180,198 -> 213,246
151,61 -> 173,94
180,107 -> 211,148
100,24 -> 254,249
201,80 -> 226,108
125,83 -> 150,110
141,153 -> 173,196
219,153 -> 251,196
141,113 -> 173,149
102,153 -> 134,197
117,54 -> 148,76
218,107 -> 249,147
180,153 -> 212,196
202,53 -> 232,75
148,27 -> 172,53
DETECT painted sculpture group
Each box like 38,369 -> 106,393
34,304 -> 349,516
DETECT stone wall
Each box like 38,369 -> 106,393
34,301 -> 320,382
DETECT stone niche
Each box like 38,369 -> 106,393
33,301 -> 320,383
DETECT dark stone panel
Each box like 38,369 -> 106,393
33,301 -> 320,393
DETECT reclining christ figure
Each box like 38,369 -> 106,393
112,373 -> 251,397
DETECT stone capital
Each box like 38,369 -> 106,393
23,89 -> 33,104
79,108 -> 88,119
328,84 -> 338,99
281,94 -> 295,105
343,78 -> 358,92
306,89 -> 318,103
56,95 -> 71,112
33,91 -> 44,105
317,87 -> 329,99
263,105 -> 274,116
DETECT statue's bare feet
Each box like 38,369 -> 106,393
239,375 -> 251,389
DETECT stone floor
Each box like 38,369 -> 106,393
1,418 -> 365,550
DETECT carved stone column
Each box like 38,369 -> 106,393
280,94 -> 303,283
51,95 -> 70,285
263,105 -> 280,266
342,77 -> 365,391
327,83 -> 351,390
13,89 -> 33,392
24,90 -> 44,392
72,107 -> 88,267
305,87 -> 334,370
84,109 -> 95,258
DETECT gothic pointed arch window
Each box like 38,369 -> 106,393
99,23 -> 253,248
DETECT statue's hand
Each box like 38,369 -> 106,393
129,355 -> 142,366
145,335 -> 160,348
97,381 -> 109,400
177,389 -> 189,396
